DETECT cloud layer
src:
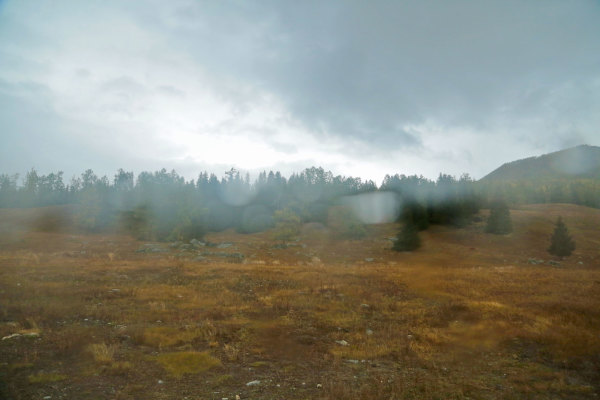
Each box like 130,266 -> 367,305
1,0 -> 599,182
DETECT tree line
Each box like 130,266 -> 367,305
477,179 -> 600,209
0,167 -> 482,240
0,166 -> 595,244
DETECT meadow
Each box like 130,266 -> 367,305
1,204 -> 599,399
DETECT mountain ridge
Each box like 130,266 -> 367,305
481,145 -> 600,182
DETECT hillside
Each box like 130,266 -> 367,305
1,204 -> 600,399
481,145 -> 600,182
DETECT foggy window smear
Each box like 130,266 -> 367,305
0,1 -> 599,399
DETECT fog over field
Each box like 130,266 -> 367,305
1,2 -> 600,400
1,0 -> 599,181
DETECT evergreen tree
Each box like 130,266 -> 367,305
401,197 -> 429,231
392,218 -> 421,252
485,199 -> 512,234
548,216 -> 575,257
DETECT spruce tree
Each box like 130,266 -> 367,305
401,199 -> 429,231
485,199 -> 512,234
548,216 -> 575,257
393,218 -> 421,252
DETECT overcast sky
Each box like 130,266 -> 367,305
1,0 -> 599,184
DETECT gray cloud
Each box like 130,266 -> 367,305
0,0 -> 599,181
156,85 -> 186,98
145,0 -> 600,153
101,76 -> 147,95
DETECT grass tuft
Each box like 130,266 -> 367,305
87,343 -> 116,364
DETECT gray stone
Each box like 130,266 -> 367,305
246,380 -> 261,386
527,258 -> 544,265
548,260 -> 561,267
136,244 -> 168,253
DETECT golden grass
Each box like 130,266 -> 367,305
28,372 -> 68,384
141,322 -> 217,348
0,204 -> 599,398
154,351 -> 222,378
87,343 -> 116,364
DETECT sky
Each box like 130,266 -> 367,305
1,0 -> 599,184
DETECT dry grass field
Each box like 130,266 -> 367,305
0,204 -> 599,399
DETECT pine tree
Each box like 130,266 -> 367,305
548,216 -> 575,257
393,218 -> 421,252
485,199 -> 512,234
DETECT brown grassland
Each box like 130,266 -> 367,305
0,204 -> 599,399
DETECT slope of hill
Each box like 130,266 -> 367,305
481,145 -> 600,182
1,204 -> 599,399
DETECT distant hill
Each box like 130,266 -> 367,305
481,145 -> 600,182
